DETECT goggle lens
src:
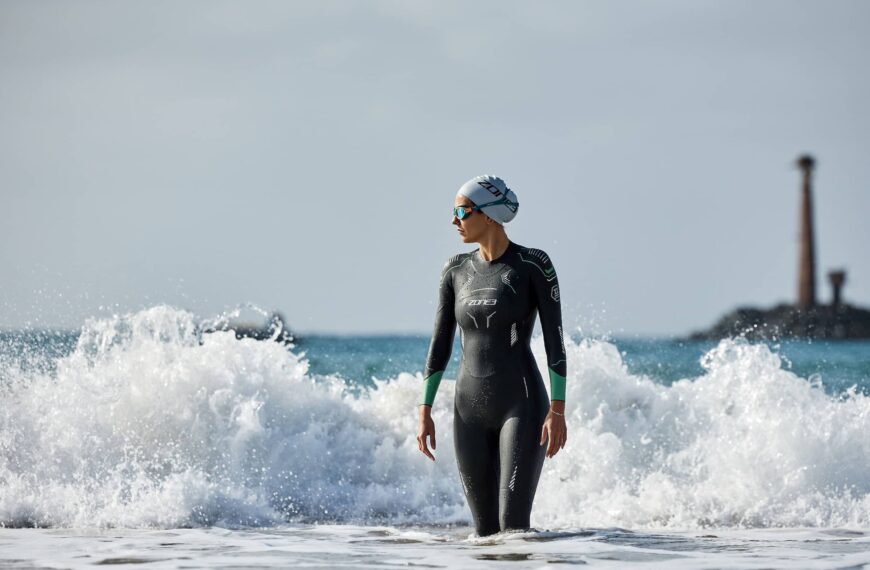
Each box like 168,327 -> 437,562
453,206 -> 472,220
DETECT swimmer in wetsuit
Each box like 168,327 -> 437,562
416,175 -> 568,537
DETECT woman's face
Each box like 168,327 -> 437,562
453,194 -> 492,243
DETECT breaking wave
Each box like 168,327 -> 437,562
1,306 -> 869,529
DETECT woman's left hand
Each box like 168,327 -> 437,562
539,402 -> 567,458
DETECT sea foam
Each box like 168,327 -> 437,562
1,306 -> 869,529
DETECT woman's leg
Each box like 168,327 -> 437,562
497,412 -> 547,531
454,408 -> 501,536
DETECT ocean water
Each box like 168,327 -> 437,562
2,305 -> 870,568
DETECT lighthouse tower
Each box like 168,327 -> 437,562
796,155 -> 817,309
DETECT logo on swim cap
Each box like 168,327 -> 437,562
477,180 -> 519,213
478,180 -> 503,197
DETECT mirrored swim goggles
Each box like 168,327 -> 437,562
452,196 -> 519,220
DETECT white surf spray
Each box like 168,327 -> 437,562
1,306 -> 869,529
533,337 -> 870,529
0,306 -> 464,528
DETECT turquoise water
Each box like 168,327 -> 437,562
299,335 -> 870,396
4,330 -> 869,396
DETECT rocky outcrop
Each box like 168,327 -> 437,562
689,303 -> 870,340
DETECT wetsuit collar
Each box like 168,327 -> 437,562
472,241 -> 516,270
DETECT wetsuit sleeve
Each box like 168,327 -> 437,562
421,257 -> 459,406
528,249 -> 567,401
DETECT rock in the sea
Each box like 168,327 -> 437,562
689,303 -> 870,340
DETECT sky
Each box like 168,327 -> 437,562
1,0 -> 868,336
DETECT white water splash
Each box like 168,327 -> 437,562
533,337 -> 870,529
2,306 -> 869,529
0,306 -> 463,528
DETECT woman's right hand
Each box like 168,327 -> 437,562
417,405 -> 437,461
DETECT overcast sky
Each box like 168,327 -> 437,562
1,0 -> 868,336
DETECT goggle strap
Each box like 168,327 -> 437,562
454,197 -> 518,219
474,197 -> 519,210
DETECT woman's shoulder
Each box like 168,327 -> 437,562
514,243 -> 554,265
442,251 -> 474,268
440,250 -> 474,278
513,244 -> 558,281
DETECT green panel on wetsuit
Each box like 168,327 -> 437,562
548,368 -> 566,401
421,370 -> 444,406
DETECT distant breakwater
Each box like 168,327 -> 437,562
690,302 -> 870,340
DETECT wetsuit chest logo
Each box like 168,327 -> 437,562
467,299 -> 497,306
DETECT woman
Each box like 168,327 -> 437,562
416,174 -> 568,536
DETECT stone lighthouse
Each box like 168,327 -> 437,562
796,155 -> 817,309
691,153 -> 870,340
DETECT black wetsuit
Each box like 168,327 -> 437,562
421,241 -> 567,536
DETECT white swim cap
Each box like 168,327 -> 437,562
457,175 -> 519,224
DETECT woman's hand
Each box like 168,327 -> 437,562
540,401 -> 567,458
417,405 -> 437,461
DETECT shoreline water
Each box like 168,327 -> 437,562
3,525 -> 870,569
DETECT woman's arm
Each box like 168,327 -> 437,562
526,248 -> 568,458
420,256 -> 460,406
527,248 -> 567,400
417,255 -> 461,461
